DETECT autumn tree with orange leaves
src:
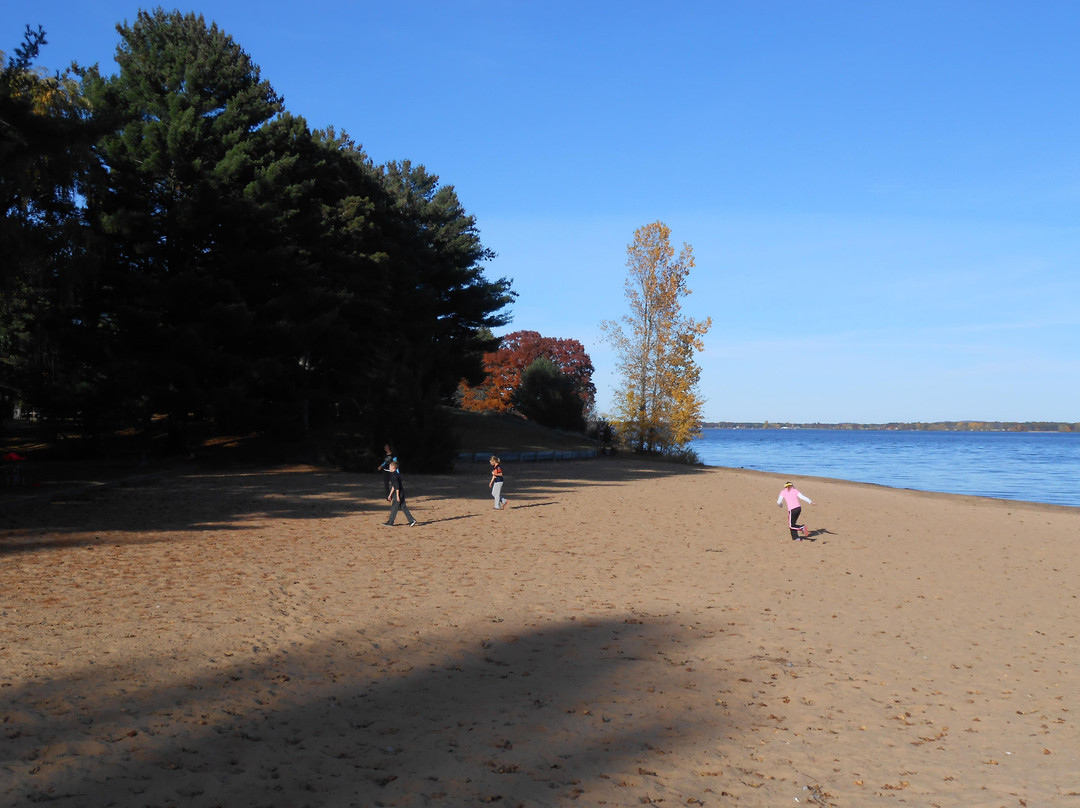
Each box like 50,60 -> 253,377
458,330 -> 596,415
601,222 -> 711,454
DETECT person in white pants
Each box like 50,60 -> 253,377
489,456 -> 508,510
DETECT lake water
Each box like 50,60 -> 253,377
691,428 -> 1079,506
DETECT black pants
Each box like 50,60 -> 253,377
788,506 -> 803,539
388,498 -> 415,525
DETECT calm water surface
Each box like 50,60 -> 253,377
691,428 -> 1079,506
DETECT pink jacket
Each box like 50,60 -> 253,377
778,487 -> 812,510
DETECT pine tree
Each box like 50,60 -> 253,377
3,13 -> 514,469
81,9 -> 285,443
1,25 -> 103,427
375,161 -> 515,417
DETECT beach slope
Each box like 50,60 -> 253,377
2,457 -> 1077,806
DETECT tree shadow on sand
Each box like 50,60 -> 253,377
2,458 -> 706,551
4,616 -> 728,806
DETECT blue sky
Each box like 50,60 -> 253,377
5,1 -> 1079,423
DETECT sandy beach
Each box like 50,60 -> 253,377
2,456 -> 1078,807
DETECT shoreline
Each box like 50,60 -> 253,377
699,460 -> 1080,511
693,428 -> 1077,507
3,456 -> 1078,806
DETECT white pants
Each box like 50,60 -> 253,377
491,481 -> 505,509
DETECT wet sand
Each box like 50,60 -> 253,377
2,457 -> 1078,806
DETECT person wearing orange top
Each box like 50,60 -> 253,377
488,456 -> 508,510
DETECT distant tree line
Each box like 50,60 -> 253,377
1,12 -> 514,469
705,422 -> 1080,432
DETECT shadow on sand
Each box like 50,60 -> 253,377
4,616 -> 727,805
2,457 -> 704,551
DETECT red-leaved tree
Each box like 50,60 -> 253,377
458,330 -> 596,414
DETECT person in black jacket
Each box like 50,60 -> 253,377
377,444 -> 395,498
382,461 -> 417,526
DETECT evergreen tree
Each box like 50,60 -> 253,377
290,127 -> 395,433
373,160 -> 514,465
1,25 -> 104,429
3,13 -> 514,469
81,9 -> 284,444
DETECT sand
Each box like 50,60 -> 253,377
2,457 -> 1078,807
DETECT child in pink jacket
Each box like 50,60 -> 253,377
777,481 -> 813,540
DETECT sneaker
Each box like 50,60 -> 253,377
380,522 -> 393,527
408,520 -> 418,527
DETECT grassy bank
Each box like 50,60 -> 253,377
0,408 -> 602,492
447,409 -> 601,455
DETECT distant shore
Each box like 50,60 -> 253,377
704,420 -> 1078,431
